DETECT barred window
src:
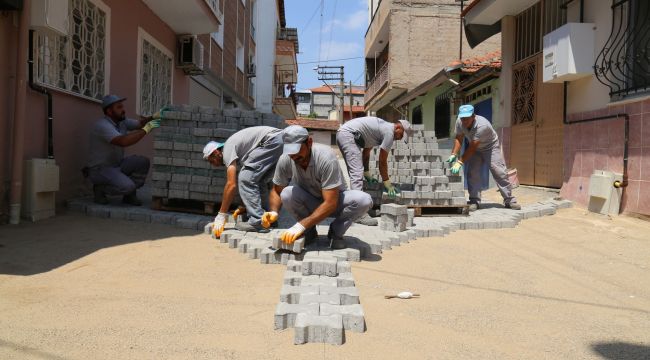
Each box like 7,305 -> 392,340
138,29 -> 173,116
34,0 -> 108,100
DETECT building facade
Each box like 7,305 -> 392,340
463,0 -> 650,215
308,85 -> 365,121
364,0 -> 501,121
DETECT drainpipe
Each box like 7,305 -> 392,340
28,30 -> 54,159
9,0 -> 31,225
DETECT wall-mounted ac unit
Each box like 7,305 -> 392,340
0,0 -> 23,10
247,63 -> 256,78
31,0 -> 68,36
543,22 -> 595,83
177,35 -> 205,75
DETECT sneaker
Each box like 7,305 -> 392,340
236,222 -> 270,233
122,192 -> 142,206
506,202 -> 521,210
93,185 -> 109,205
354,213 -> 378,226
468,203 -> 479,212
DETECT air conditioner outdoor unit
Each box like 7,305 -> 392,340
177,35 -> 205,75
247,63 -> 256,78
543,22 -> 595,83
31,0 -> 68,36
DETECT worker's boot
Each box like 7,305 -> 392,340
304,227 -> 318,245
354,213 -> 378,226
236,221 -> 270,233
328,228 -> 347,250
93,185 -> 109,205
505,202 -> 521,210
122,191 -> 142,206
468,202 -> 479,212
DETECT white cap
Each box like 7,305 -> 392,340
202,141 -> 224,159
282,125 -> 309,155
398,119 -> 414,143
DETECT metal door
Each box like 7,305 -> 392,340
510,56 -> 538,185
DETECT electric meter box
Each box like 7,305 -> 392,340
31,0 -> 68,36
543,22 -> 595,83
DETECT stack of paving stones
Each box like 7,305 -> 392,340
151,105 -> 286,204
274,254 -> 365,345
366,125 -> 465,208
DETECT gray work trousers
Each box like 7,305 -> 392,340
336,130 -> 364,191
88,155 -> 150,195
466,144 -> 517,205
238,133 -> 284,226
280,185 -> 373,239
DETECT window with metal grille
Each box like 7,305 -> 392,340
34,0 -> 108,100
138,30 -> 172,116
595,0 -> 650,100
514,1 -> 566,64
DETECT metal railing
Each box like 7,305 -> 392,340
277,27 -> 299,53
365,61 -> 390,103
595,0 -> 650,99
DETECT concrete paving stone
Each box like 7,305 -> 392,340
175,216 -> 200,230
332,248 -> 361,262
108,207 -> 129,220
389,235 -> 401,246
336,261 -> 351,274
540,206 -> 557,216
272,235 -> 305,253
86,205 -> 110,218
405,229 -> 417,241
379,237 -> 392,250
522,209 -> 541,219
151,212 -> 177,225
286,260 -> 302,273
274,303 -> 320,330
283,271 -> 304,286
299,275 -> 337,287
299,293 -> 341,305
302,257 -> 338,277
396,232 -> 409,244
380,203 -> 408,216
280,285 -> 320,304
319,303 -> 366,333
334,272 -> 356,287
319,286 -> 360,305
293,313 -> 344,345
228,235 -> 243,249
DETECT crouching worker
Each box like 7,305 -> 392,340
261,125 -> 373,249
203,126 -> 284,238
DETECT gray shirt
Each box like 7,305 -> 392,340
339,116 -> 395,150
87,116 -> 141,168
272,143 -> 347,200
454,115 -> 499,151
222,126 -> 282,167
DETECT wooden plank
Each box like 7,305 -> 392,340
412,205 -> 469,217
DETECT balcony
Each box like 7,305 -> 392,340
365,61 -> 390,104
142,0 -> 221,35
276,28 -> 299,81
273,66 -> 298,119
365,0 -> 391,57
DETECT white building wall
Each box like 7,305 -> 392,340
253,0 -> 278,112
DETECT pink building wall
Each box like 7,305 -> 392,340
0,0 -> 191,217
561,99 -> 650,215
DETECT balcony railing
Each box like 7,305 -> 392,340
277,27 -> 299,53
365,61 -> 390,104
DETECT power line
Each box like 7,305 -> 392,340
276,56 -> 364,67
317,0 -> 324,65
352,71 -> 364,84
299,2 -> 321,35
326,0 -> 338,61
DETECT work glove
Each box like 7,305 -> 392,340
280,222 -> 306,244
450,160 -> 464,175
151,106 -> 169,120
363,171 -> 378,184
232,207 -> 246,221
446,154 -> 457,163
261,211 -> 279,229
142,120 -> 161,134
383,180 -> 400,198
212,212 -> 227,238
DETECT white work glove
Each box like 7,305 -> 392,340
142,119 -> 161,134
212,212 -> 227,238
261,211 -> 279,229
280,222 -> 306,244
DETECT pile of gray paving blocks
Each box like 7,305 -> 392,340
380,203 -> 409,232
275,254 -> 365,345
366,125 -> 465,207
151,105 -> 286,203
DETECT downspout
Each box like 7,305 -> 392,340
9,0 -> 31,225
28,30 -> 54,159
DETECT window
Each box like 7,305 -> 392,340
34,0 -> 110,100
411,104 -> 423,125
250,0 -> 256,40
205,0 -> 222,18
236,40 -> 244,71
211,23 -> 224,48
514,3 -> 542,63
434,95 -> 451,139
137,28 -> 173,116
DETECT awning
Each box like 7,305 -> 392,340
142,0 -> 220,35
462,0 -> 539,48
464,22 -> 502,49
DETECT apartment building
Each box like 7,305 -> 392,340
364,0 -> 500,121
298,85 -> 365,120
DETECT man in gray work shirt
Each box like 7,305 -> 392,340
262,125 -> 373,249
447,104 -> 520,211
203,126 -> 284,237
336,116 -> 414,225
87,95 -> 161,205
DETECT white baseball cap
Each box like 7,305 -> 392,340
202,141 -> 224,159
282,125 -> 309,155
398,119 -> 415,143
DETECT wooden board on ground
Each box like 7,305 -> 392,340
151,196 -> 219,215
411,205 -> 469,217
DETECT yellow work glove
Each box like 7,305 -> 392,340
364,170 -> 378,184
450,160 -> 464,175
142,120 -> 161,134
232,207 -> 246,221
261,211 -> 279,229
212,212 -> 227,238
446,154 -> 457,163
383,180 -> 399,198
151,106 -> 169,120
280,223 -> 306,244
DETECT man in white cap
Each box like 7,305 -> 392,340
336,116 -> 414,225
87,94 -> 162,205
448,104 -> 520,211
203,126 -> 284,237
262,125 -> 373,249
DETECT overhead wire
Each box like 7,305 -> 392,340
317,0 -> 324,65
325,0 -> 338,61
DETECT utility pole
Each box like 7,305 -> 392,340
349,80 -> 354,120
316,65 -> 345,124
